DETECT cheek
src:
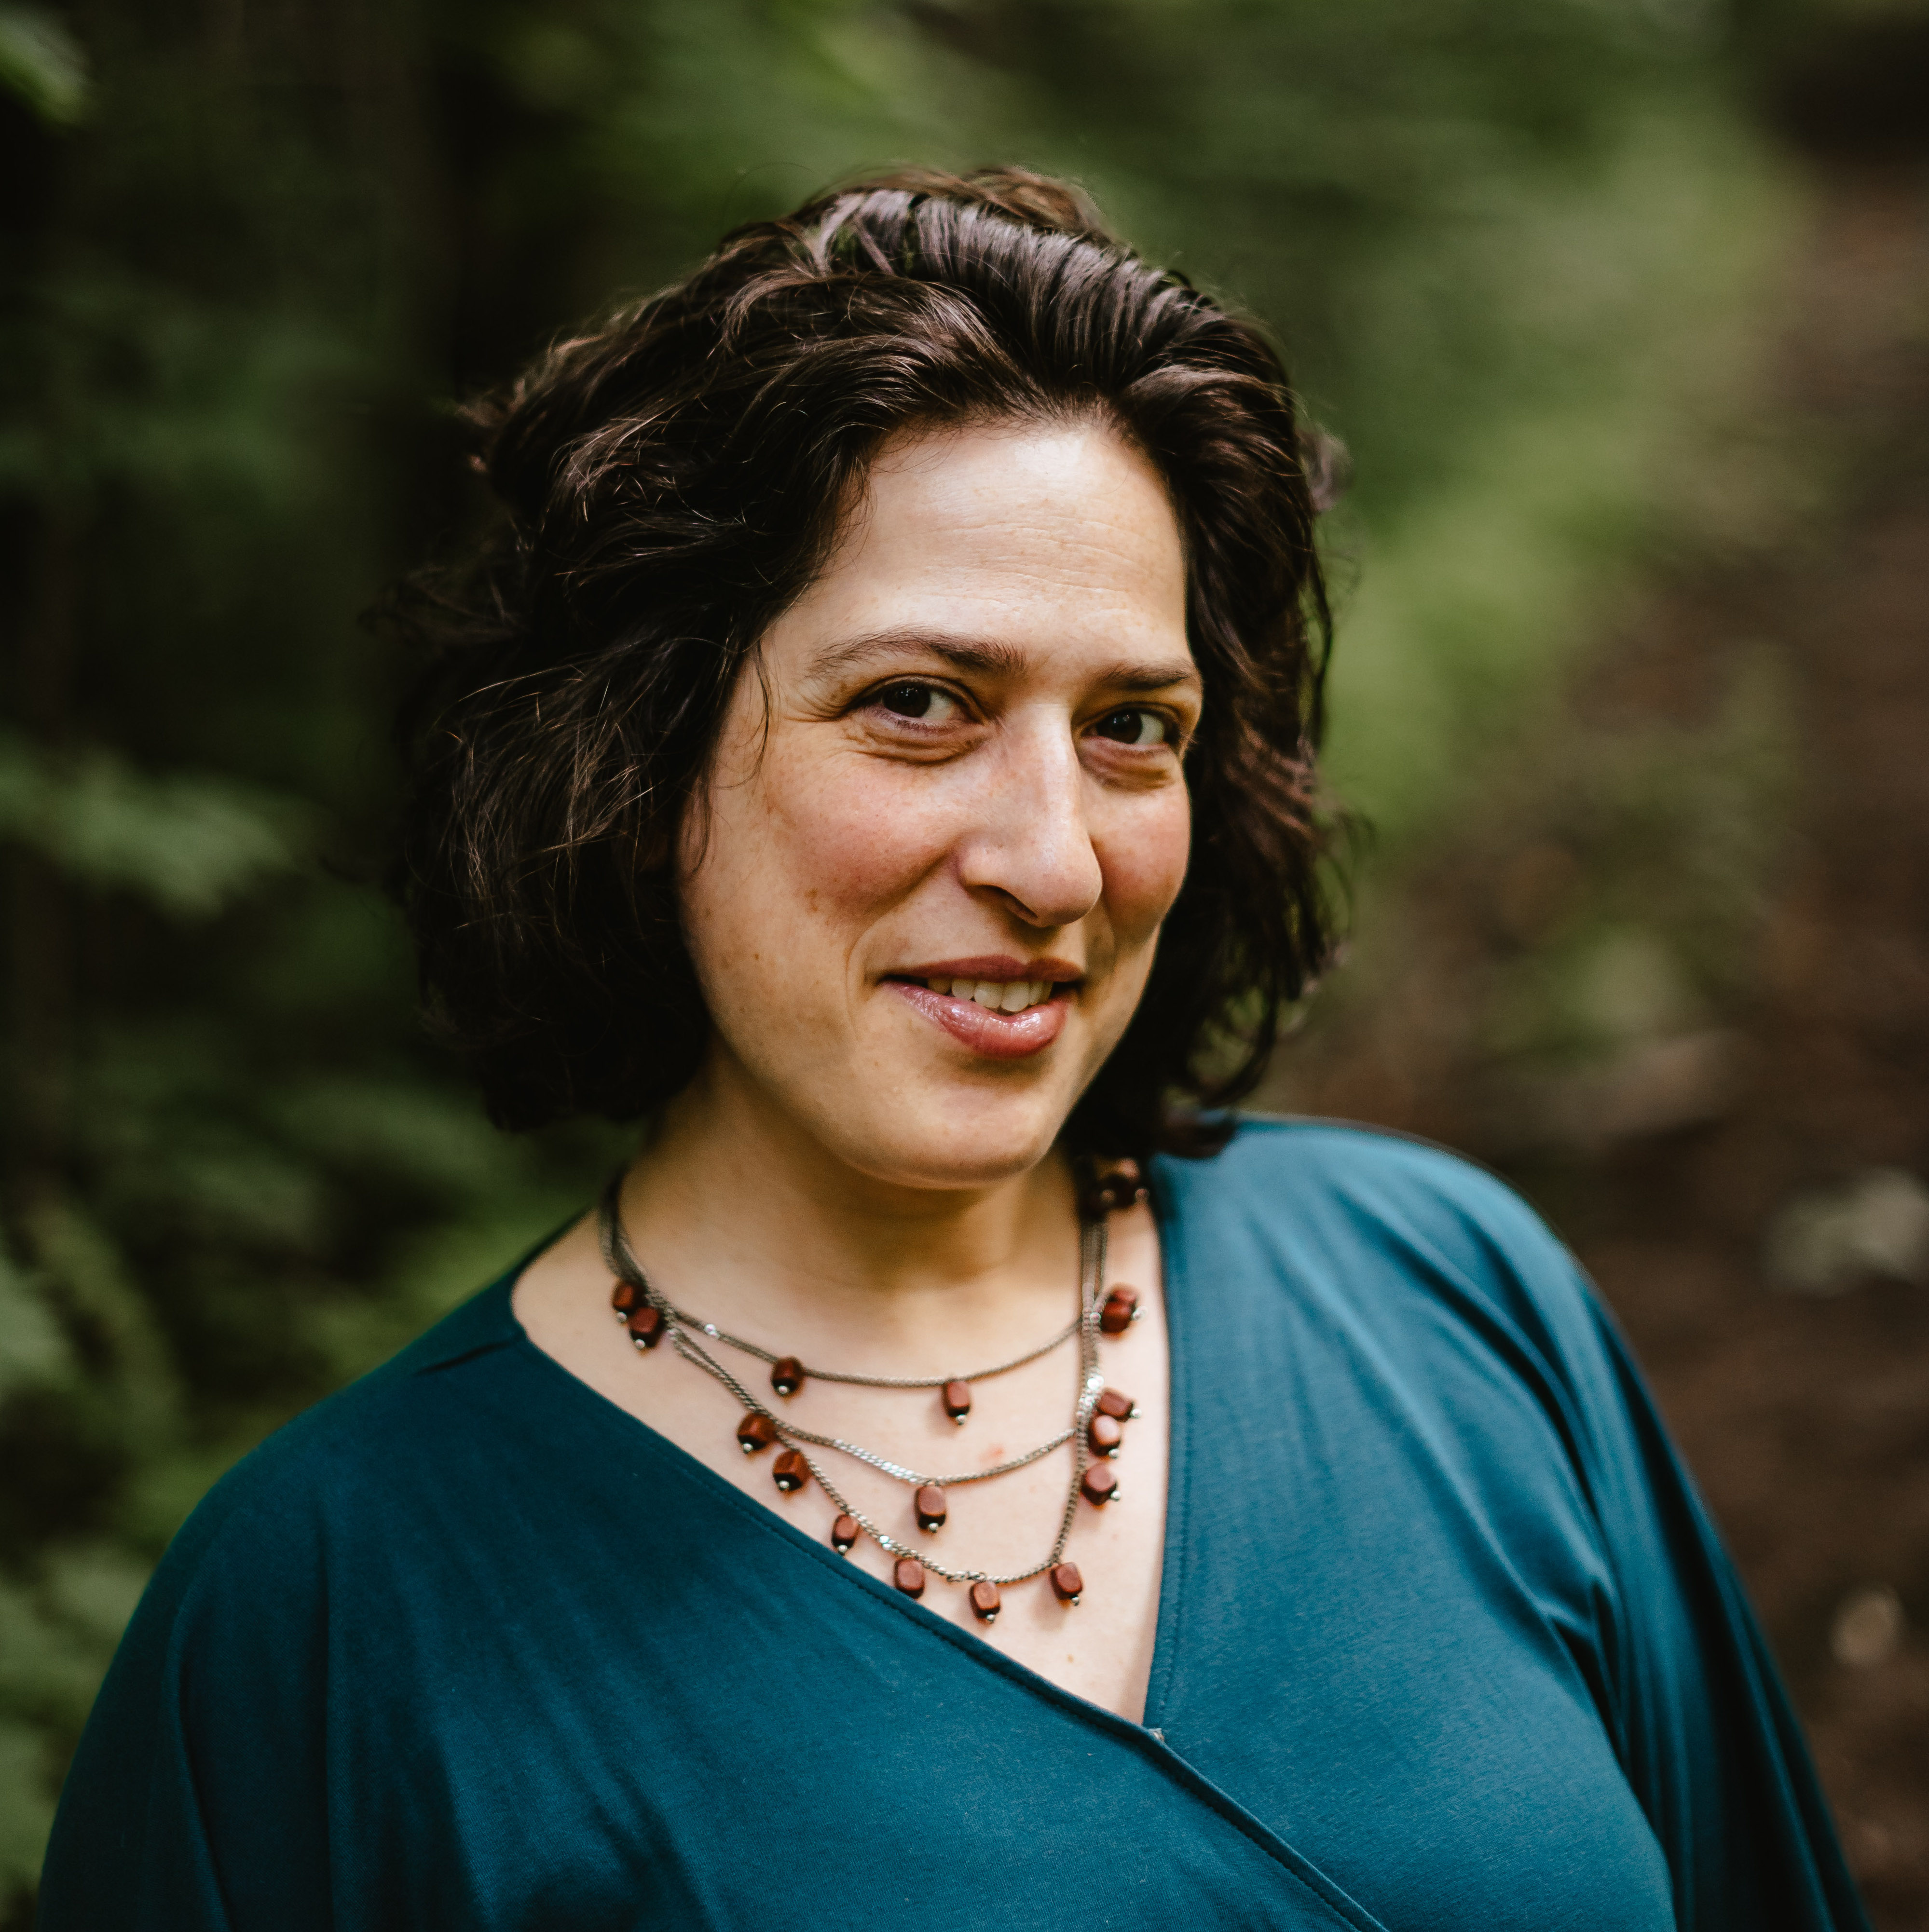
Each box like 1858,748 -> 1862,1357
1100,789 -> 1192,942
684,745 -> 948,970
802,766 -> 948,905
766,754 -> 956,925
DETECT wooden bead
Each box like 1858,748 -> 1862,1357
1050,1562 -> 1084,1605
915,1484 -> 947,1533
1099,1286 -> 1141,1335
736,1412 -> 778,1454
1095,1387 -> 1136,1422
610,1279 -> 644,1318
1080,1158 -> 1148,1218
770,1355 -> 805,1397
1088,1413 -> 1124,1457
969,1581 -> 1002,1623
893,1557 -> 927,1599
626,1306 -> 666,1350
942,1379 -> 972,1425
831,1513 -> 860,1554
772,1449 -> 809,1494
1081,1463 -> 1120,1507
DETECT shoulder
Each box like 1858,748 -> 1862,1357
1161,1113 -> 1563,1257
138,1274 -> 527,1633
41,1273 -> 542,1920
1156,1115 -> 1601,1365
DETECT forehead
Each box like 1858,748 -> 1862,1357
772,416 -> 1191,669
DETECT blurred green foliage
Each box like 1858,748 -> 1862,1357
0,0 -> 1828,1910
0,7 -> 86,126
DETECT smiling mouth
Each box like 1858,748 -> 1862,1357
883,970 -> 1074,1060
912,974 -> 1061,1015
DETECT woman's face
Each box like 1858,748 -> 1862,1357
677,416 -> 1199,1191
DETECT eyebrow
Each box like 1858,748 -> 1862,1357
807,627 -> 1203,694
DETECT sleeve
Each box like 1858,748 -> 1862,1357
36,1488 -> 336,1932
1422,1155 -> 1872,1932
1571,1295 -> 1870,1932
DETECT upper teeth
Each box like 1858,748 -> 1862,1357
928,977 -> 1055,1014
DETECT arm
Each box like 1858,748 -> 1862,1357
1570,1296 -> 1867,1932
38,1487 -> 334,1932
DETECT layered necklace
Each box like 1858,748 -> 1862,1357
597,1157 -> 1149,1623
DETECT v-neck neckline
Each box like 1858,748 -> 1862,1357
479,1164 -> 1195,1731
402,1149 -> 1389,1930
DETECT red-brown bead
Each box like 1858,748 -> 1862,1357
1080,1158 -> 1148,1219
893,1557 -> 927,1599
736,1412 -> 778,1454
626,1305 -> 667,1350
1081,1463 -> 1120,1507
969,1580 -> 1002,1623
1049,1562 -> 1084,1605
914,1484 -> 947,1532
1099,1286 -> 1141,1335
770,1355 -> 805,1398
1088,1412 -> 1124,1458
610,1279 -> 645,1318
831,1513 -> 860,1554
942,1379 -> 972,1425
1095,1387 -> 1136,1422
772,1449 -> 809,1494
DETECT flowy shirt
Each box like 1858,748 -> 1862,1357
39,1120 -> 1870,1930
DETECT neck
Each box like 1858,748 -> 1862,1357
620,1056 -> 1081,1366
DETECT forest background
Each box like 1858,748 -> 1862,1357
3,0 -> 1928,1923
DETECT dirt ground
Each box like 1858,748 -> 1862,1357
1260,157 -> 1929,1928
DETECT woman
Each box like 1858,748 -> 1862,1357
41,169 -> 1865,1931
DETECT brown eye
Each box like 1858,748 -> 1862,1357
873,681 -> 958,723
879,682 -> 933,717
1093,707 -> 1169,747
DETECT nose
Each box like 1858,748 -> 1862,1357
954,713 -> 1103,929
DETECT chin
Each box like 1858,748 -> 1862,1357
812,1083 -> 1079,1193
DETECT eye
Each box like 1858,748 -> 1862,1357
872,681 -> 960,724
1091,707 -> 1171,748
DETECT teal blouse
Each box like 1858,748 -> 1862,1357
40,1121 -> 1867,1930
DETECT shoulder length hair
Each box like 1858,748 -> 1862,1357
388,167 -> 1341,1156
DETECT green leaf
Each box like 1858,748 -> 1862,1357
18,1199 -> 182,1451
0,6 -> 88,126
0,1239 -> 73,1400
0,1717 -> 55,1895
0,732 -> 311,918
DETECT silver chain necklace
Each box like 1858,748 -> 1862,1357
596,1164 -> 1147,1621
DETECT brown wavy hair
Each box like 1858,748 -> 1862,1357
387,167 -> 1341,1156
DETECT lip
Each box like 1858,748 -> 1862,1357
894,955 -> 1084,985
887,981 -> 1072,1061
